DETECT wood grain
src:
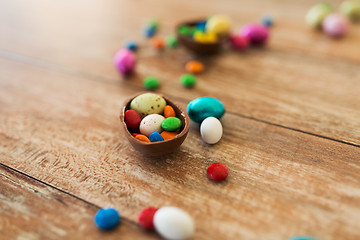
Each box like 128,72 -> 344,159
0,0 -> 359,145
1,57 -> 359,239
0,164 -> 157,240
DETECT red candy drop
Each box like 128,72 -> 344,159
124,110 -> 142,129
207,163 -> 228,181
138,207 -> 158,230
132,133 -> 139,137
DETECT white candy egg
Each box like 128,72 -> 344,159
153,206 -> 195,240
139,114 -> 165,137
200,117 -> 223,144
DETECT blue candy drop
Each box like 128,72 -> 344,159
126,41 -> 138,51
187,97 -> 225,123
94,207 -> 121,230
149,132 -> 164,142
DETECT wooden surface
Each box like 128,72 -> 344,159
0,0 -> 359,239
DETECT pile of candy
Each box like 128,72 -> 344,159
306,1 -> 360,37
124,93 -> 183,143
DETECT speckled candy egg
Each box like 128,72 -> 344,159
341,0 -> 360,21
306,2 -> 333,28
113,48 -> 136,75
130,93 -> 166,118
139,114 -> 165,137
205,14 -> 231,35
200,117 -> 223,144
322,13 -> 349,37
187,97 -> 225,123
239,24 -> 269,45
153,206 -> 195,240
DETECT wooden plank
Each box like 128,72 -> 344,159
0,164 -> 157,240
0,0 -> 359,145
0,58 -> 359,239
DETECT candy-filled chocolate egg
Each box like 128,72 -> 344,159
187,97 -> 225,123
140,114 -> 165,137
130,93 -> 166,117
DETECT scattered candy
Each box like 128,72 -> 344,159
306,2 -> 332,28
239,24 -> 269,45
151,36 -> 165,49
149,132 -> 164,142
164,105 -> 176,118
322,13 -> 349,37
161,117 -> 182,131
144,26 -> 156,38
124,110 -> 142,129
193,31 -> 217,43
166,35 -> 179,48
148,18 -> 159,30
340,0 -> 360,21
286,237 -> 319,240
143,76 -> 160,90
138,207 -> 158,230
94,208 -> 121,230
135,134 -> 151,143
261,15 -> 274,27
187,97 -> 225,123
200,117 -> 223,144
185,61 -> 204,74
229,34 -> 249,50
126,41 -> 138,51
153,206 -> 195,240
206,14 -> 231,35
161,131 -> 178,141
207,163 -> 228,181
130,93 -> 166,117
140,114 -> 165,136
113,48 -> 136,75
180,74 -> 197,88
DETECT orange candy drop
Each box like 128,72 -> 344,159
185,61 -> 204,74
151,37 -> 165,49
135,134 -> 151,143
161,131 -> 177,141
164,105 -> 176,118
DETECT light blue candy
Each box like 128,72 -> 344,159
94,207 -> 121,230
149,132 -> 164,142
144,25 -> 156,38
261,15 -> 274,27
126,41 -> 138,51
187,97 -> 225,123
287,237 -> 319,240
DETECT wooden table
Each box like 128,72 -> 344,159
1,0 -> 359,239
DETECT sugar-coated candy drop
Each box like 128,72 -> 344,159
322,13 -> 349,37
185,61 -> 204,74
94,208 -> 121,230
187,97 -> 225,123
287,237 -> 319,240
341,0 -> 360,21
195,20 -> 207,32
149,132 -> 164,142
230,34 -> 249,50
193,31 -> 217,43
151,36 -> 165,49
239,24 -> 269,45
138,207 -> 158,230
207,163 -> 228,181
306,2 -> 333,28
148,19 -> 159,30
166,35 -> 178,48
135,134 -> 151,143
130,93 -> 166,117
113,48 -> 136,75
144,25 -> 156,38
261,15 -> 274,27
161,131 -> 177,141
143,76 -> 160,90
132,133 -> 139,137
180,74 -> 197,88
206,14 -> 231,35
161,117 -> 182,131
200,117 -> 223,144
126,41 -> 138,51
153,206 -> 195,240
164,105 -> 176,118
124,110 -> 142,129
140,114 -> 165,137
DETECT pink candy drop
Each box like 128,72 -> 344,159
113,48 -> 136,75
322,13 -> 349,38
239,24 -> 269,45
